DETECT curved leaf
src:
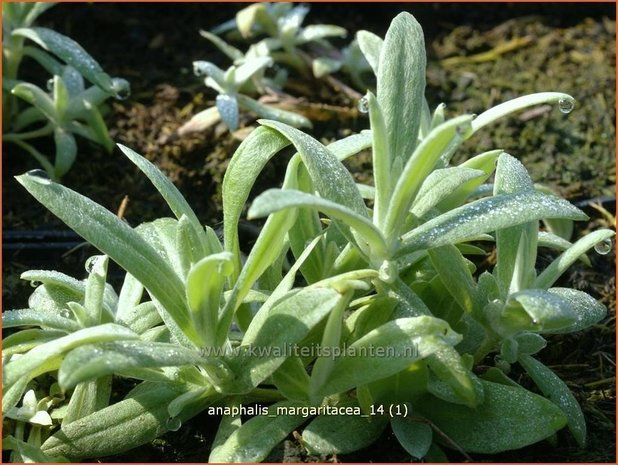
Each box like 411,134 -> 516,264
417,380 -> 567,453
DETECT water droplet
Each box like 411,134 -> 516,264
594,238 -> 613,255
46,78 -> 54,92
60,309 -> 71,318
85,256 -> 99,273
558,98 -> 574,114
25,169 -> 52,185
30,280 -> 42,288
166,416 -> 182,431
193,61 -> 208,77
111,78 -> 131,100
357,96 -> 369,114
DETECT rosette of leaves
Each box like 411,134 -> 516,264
185,56 -> 311,133
210,2 -> 347,78
2,2 -> 130,180
9,11 -> 614,464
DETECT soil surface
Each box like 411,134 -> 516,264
2,3 -> 615,463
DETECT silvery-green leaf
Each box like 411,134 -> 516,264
11,82 -> 58,123
177,106 -> 221,135
427,245 -> 477,314
61,65 -> 85,96
41,382 -> 192,459
534,229 -> 615,289
437,149 -> 502,209
413,167 -> 484,218
83,255 -> 108,325
357,30 -> 383,75
216,93 -> 240,131
500,338 -> 519,363
302,403 -> 388,454
309,290 -> 351,401
3,323 -> 138,389
543,288 -> 607,334
417,380 -> 567,453
57,341 -> 223,390
315,316 -> 461,398
391,417 -> 432,459
234,56 -> 272,85
63,377 -> 111,424
271,357 -> 310,401
431,102 -> 446,129
186,252 -> 234,346
53,126 -> 77,179
515,332 -> 547,355
501,289 -> 577,333
81,101 -> 114,152
427,343 -> 480,407
13,27 -> 115,93
259,120 -> 367,217
377,12 -> 426,165
384,115 -> 473,241
295,24 -> 347,44
210,410 -> 242,460
236,94 -> 312,128
136,218 -> 184,281
115,273 -> 143,320
221,288 -> 342,393
2,308 -> 79,332
312,56 -> 342,77
519,354 -> 586,447
3,436 -> 68,463
222,126 -> 290,275
2,329 -> 66,356
365,92 -> 391,227
199,30 -> 244,61
538,232 -> 591,266
209,401 -> 306,463
471,92 -> 575,135
116,302 -> 161,335
117,144 -> 207,248
192,60 -> 226,82
399,191 -> 587,256
249,189 -> 388,257
22,2 -> 57,26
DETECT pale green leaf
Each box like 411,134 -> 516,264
209,401 -> 306,463
400,191 -> 587,256
519,354 -> 586,447
377,12 -> 426,164
534,229 -> 615,289
303,404 -> 388,454
417,380 -> 567,453
543,288 -> 607,334
391,417 -> 433,459
315,316 -> 461,397
3,323 -> 138,389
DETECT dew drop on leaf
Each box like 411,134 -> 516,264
85,256 -> 99,273
558,98 -> 574,114
111,78 -> 131,100
594,237 -> 613,255
357,96 -> 369,114
166,416 -> 182,431
60,309 -> 71,318
46,78 -> 54,92
30,280 -> 42,288
25,169 -> 52,185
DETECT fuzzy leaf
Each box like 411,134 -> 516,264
57,341 -> 223,390
501,289 -> 577,333
302,403 -> 388,454
356,30 -> 383,75
417,380 -> 567,453
13,27 -> 115,93
315,316 -> 461,397
543,288 -> 607,334
400,191 -> 587,255
237,94 -> 311,128
391,418 -> 433,459
221,288 -> 343,393
534,229 -> 615,289
209,401 -> 306,463
3,324 -> 138,389
16,173 -> 200,346
519,354 -> 586,447
377,12 -> 426,165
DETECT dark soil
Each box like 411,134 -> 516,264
2,3 -> 615,463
